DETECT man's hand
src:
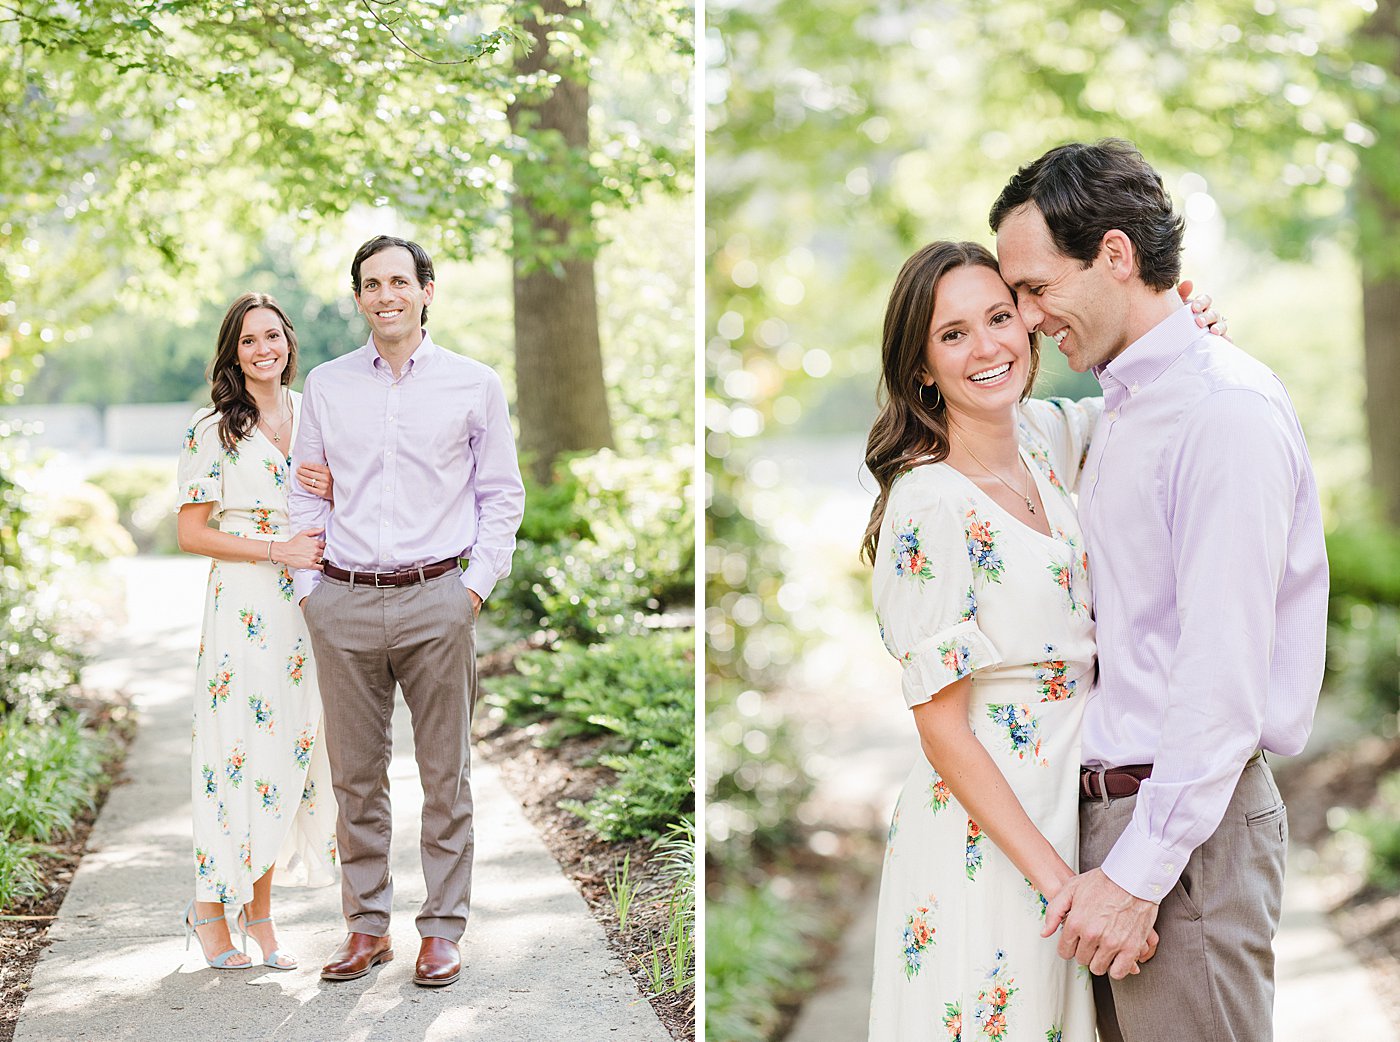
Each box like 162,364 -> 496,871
469,590 -> 482,618
299,596 -> 309,609
1042,867 -> 1159,980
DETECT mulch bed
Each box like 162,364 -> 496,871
1274,731 -> 1400,1030
474,710 -> 695,1042
0,693 -> 136,1042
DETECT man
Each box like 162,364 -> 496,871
289,234 -> 525,988
990,140 -> 1328,1041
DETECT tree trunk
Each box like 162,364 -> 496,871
1357,0 -> 1400,526
507,0 -> 614,481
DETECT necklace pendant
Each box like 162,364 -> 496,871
1025,497 -> 1035,515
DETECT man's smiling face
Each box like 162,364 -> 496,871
355,246 -> 433,344
995,202 -> 1127,373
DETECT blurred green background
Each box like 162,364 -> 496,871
704,1 -> 1400,1039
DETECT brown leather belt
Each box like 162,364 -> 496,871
322,558 -> 460,588
1080,751 -> 1263,801
1080,763 -> 1152,800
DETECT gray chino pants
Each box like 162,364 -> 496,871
302,569 -> 478,942
1080,756 -> 1287,1042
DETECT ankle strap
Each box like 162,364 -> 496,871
191,913 -> 225,927
243,915 -> 273,928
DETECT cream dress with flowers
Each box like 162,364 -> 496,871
177,395 -> 337,905
868,397 -> 1103,1042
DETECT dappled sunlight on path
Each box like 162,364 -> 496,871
13,556 -> 667,1042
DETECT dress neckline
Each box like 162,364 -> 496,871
251,392 -> 297,460
935,447 -> 1070,547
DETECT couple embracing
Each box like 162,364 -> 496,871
176,235 -> 525,987
866,140 -> 1328,1042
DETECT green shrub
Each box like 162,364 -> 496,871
1325,602 -> 1400,720
1340,770 -> 1400,890
0,578 -> 83,720
488,631 -> 694,840
706,681 -> 815,873
1327,518 -> 1400,612
496,447 -> 694,642
0,713 -> 111,842
0,838 -> 46,909
705,882 -> 814,1042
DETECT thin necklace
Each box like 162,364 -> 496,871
952,430 -> 1036,515
259,391 -> 291,445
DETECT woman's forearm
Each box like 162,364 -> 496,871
177,509 -> 281,565
923,735 -> 1073,896
913,691 -> 1074,898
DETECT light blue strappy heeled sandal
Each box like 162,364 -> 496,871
236,908 -> 298,970
182,899 -> 252,969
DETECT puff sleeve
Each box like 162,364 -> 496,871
873,472 -> 1002,709
1018,396 -> 1104,495
175,408 -> 225,516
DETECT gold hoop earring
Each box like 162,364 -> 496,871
919,383 -> 942,409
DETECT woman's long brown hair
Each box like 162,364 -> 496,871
205,293 -> 299,453
860,241 -> 1039,564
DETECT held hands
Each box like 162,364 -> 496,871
1177,279 -> 1230,341
1041,867 -> 1160,980
276,528 -> 326,571
469,589 -> 482,618
296,462 -> 334,501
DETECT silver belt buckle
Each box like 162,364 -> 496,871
374,570 -> 391,588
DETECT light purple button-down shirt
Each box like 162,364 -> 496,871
289,333 -> 525,604
1079,304 -> 1328,903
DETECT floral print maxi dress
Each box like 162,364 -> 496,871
177,395 -> 338,905
869,397 -> 1103,1042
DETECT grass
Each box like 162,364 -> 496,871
606,853 -> 640,933
705,882 -> 815,1042
0,712 -> 115,909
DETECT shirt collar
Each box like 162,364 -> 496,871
359,330 -> 439,375
1093,303 -> 1202,394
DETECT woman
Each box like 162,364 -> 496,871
863,243 -> 1222,1040
176,292 -> 338,970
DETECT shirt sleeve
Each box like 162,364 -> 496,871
461,369 -> 526,603
175,409 -> 225,516
288,378 -> 331,602
1100,388 -> 1299,901
874,474 -> 1003,709
1019,396 -> 1105,495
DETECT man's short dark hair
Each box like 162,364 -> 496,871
988,139 -> 1185,292
350,235 -> 436,327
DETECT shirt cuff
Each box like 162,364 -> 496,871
1099,815 -> 1193,903
292,570 -> 321,603
462,559 -> 496,605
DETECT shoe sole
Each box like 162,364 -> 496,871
320,949 -> 394,981
412,970 -> 460,988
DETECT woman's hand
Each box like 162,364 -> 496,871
296,462 -> 334,501
1177,279 -> 1230,341
275,528 -> 326,570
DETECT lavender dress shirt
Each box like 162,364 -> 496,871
289,333 -> 525,605
1078,305 -> 1328,903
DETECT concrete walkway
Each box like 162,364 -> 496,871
14,556 -> 668,1042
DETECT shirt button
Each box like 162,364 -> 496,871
1130,382 -> 1140,394
1150,884 -> 1162,895
387,416 -> 395,422
1162,862 -> 1174,872
1107,410 -> 1118,421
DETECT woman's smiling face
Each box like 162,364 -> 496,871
922,264 -> 1033,421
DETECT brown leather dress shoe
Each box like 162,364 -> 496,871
412,936 -> 460,987
321,932 -> 394,981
